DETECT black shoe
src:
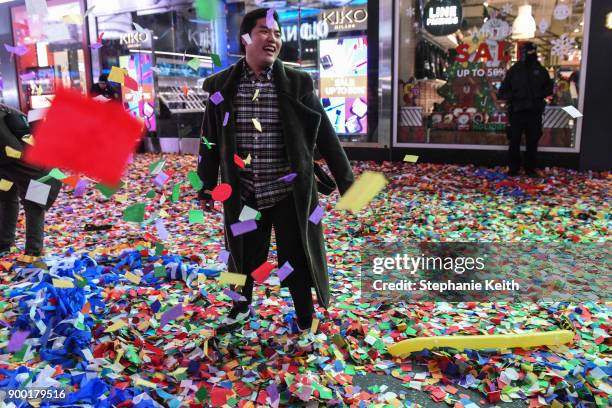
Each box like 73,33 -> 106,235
525,170 -> 538,178
296,316 -> 313,333
0,246 -> 11,256
24,249 -> 43,257
216,305 -> 250,334
508,169 -> 520,177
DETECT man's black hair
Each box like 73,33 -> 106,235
98,74 -> 108,82
239,8 -> 281,54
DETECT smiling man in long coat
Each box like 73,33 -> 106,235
197,8 -> 354,334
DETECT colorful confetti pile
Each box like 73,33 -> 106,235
0,154 -> 610,407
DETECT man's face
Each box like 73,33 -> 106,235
243,17 -> 282,68
99,81 -> 107,89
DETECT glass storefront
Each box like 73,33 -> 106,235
86,0 -> 382,145
395,0 -> 586,151
11,0 -> 90,114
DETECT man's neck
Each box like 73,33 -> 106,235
245,57 -> 272,79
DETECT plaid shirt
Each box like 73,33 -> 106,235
235,61 -> 292,210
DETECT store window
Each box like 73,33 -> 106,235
88,0 -> 380,144
11,0 -> 90,113
395,0 -> 585,150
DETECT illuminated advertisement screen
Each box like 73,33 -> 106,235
119,53 -> 156,132
319,36 -> 368,135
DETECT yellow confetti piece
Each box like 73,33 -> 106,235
124,271 -> 141,285
0,261 -> 13,270
52,278 -> 74,289
0,179 -> 14,192
403,154 -> 419,163
37,85 -> 43,96
336,171 -> 388,213
22,134 -> 35,146
244,154 -> 252,166
105,319 -> 127,333
108,66 -> 126,84
62,13 -> 83,24
159,209 -> 170,218
310,318 -> 320,334
134,378 -> 156,388
252,118 -> 262,132
252,88 -> 260,101
114,194 -> 128,203
5,146 -> 22,159
219,272 -> 247,286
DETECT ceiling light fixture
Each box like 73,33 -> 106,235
512,4 -> 536,39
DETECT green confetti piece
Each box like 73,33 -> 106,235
149,159 -> 165,174
211,53 -> 221,67
154,265 -> 166,277
146,190 -> 156,199
155,243 -> 165,256
171,183 -> 181,202
194,0 -> 217,20
187,171 -> 203,191
123,204 -> 145,223
189,209 -> 205,224
196,386 -> 209,402
201,136 -> 212,150
187,57 -> 201,71
48,168 -> 67,180
96,182 -> 122,198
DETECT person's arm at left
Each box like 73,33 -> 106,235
300,87 -> 354,195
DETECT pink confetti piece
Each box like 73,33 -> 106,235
8,330 -> 30,352
20,72 -> 36,81
277,261 -> 294,281
309,205 -> 324,224
155,218 -> 169,240
73,180 -> 88,197
218,250 -> 230,264
223,111 -> 229,127
230,219 -> 257,236
266,8 -> 276,29
4,43 -> 28,56
154,171 -> 170,187
267,383 -> 279,404
210,91 -> 224,105
223,288 -> 247,302
278,172 -> 297,182
160,303 -> 183,327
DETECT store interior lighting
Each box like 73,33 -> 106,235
512,4 -> 536,39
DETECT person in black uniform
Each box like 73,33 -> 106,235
0,104 -> 61,257
498,42 -> 554,177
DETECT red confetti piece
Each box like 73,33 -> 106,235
251,261 -> 274,283
211,183 -> 232,202
233,154 -> 245,169
124,75 -> 138,91
23,88 -> 144,186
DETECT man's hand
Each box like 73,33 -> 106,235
200,198 -> 215,212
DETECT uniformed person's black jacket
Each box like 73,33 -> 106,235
498,60 -> 554,113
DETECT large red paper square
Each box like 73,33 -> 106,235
23,88 -> 144,186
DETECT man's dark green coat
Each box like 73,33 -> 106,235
197,58 -> 354,308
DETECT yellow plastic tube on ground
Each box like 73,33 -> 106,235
387,330 -> 575,357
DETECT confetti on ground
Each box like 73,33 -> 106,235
0,155 -> 609,407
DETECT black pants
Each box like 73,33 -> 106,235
236,194 -> 314,324
0,187 -> 45,254
508,110 -> 543,172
